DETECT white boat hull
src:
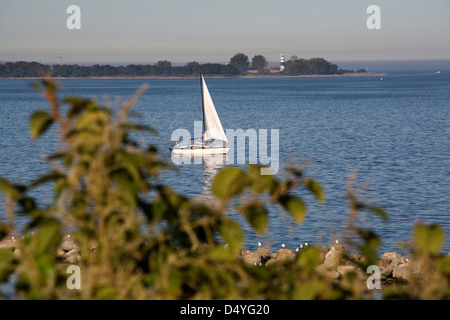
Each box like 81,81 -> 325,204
171,146 -> 230,156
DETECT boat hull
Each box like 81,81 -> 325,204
171,146 -> 230,156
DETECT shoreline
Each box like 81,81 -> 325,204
2,235 -> 448,287
0,72 -> 388,80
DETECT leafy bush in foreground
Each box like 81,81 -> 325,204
0,79 -> 448,299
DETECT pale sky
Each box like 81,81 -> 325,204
1,0 -> 449,65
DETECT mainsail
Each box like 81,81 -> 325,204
201,75 -> 228,143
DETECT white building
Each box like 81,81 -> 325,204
280,54 -> 285,72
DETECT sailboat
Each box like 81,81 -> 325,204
170,73 -> 230,155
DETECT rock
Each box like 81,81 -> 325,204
320,246 -> 330,262
323,244 -> 348,270
337,265 -> 357,277
256,247 -> 273,259
393,263 -> 410,281
60,235 -> 76,252
381,259 -> 402,279
241,252 -> 261,266
393,259 -> 423,282
265,258 -> 278,267
316,263 -> 341,279
0,237 -> 19,250
380,252 -> 404,269
275,249 -> 296,263
240,249 -> 252,256
63,249 -> 81,264
276,248 -> 295,256
350,253 -> 363,261
56,247 -> 66,258
255,247 -> 274,264
379,252 -> 407,279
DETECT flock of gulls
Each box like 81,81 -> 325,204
256,239 -> 340,252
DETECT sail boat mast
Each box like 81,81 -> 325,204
200,72 -> 206,141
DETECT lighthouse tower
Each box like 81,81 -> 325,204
280,54 -> 285,72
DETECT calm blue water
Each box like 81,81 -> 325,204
1,72 -> 449,254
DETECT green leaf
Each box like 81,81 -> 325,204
357,229 -> 380,267
304,179 -> 325,204
18,197 -> 37,213
212,167 -> 247,199
33,219 -> 62,254
118,150 -> 143,183
247,165 -> 274,194
296,246 -> 322,272
138,197 -> 163,224
366,205 -> 388,221
279,195 -> 306,224
293,280 -> 323,300
112,174 -> 139,205
95,286 -> 119,300
0,221 -> 9,240
120,123 -> 158,135
30,110 -> 53,140
154,185 -> 188,225
240,202 -> 268,234
48,152 -> 73,167
168,270 -> 182,298
64,96 -> 96,120
30,82 -> 43,93
436,255 -> 450,275
219,218 -> 243,254
42,78 -> 58,94
28,171 -> 65,189
24,209 -> 52,230
0,249 -> 15,281
414,223 -> 445,256
208,247 -> 234,262
0,177 -> 22,198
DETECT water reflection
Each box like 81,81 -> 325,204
200,153 -> 232,198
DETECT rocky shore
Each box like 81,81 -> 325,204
2,235 -> 447,285
239,242 -> 417,283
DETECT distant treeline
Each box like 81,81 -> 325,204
284,57 -> 356,75
0,54 -> 360,78
0,61 -> 240,78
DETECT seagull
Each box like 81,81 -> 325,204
281,243 -> 287,248
257,241 -> 262,247
304,242 -> 309,247
295,247 -> 299,253
335,239 -> 340,244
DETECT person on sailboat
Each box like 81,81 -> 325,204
202,131 -> 210,147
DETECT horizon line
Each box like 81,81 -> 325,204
2,57 -> 450,67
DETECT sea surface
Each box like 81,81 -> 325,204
1,71 -> 449,254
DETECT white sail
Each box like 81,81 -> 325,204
201,75 -> 228,143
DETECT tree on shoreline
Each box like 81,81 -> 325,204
229,53 -> 250,73
251,55 -> 268,70
286,57 -> 342,75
